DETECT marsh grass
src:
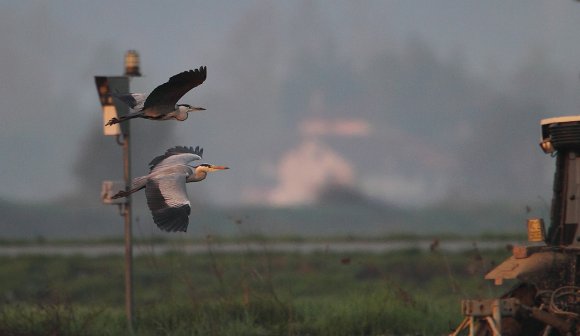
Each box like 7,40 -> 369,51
0,244 -> 511,335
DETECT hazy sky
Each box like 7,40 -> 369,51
2,1 -> 580,208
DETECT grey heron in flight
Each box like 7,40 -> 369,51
106,66 -> 207,126
111,146 -> 229,232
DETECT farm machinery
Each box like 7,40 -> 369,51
451,116 -> 580,336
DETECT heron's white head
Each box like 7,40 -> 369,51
174,104 -> 206,121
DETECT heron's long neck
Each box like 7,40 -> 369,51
174,105 -> 189,121
187,167 -> 207,182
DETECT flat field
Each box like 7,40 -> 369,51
0,240 -> 513,335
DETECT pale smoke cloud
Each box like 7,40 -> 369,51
267,139 -> 354,206
300,118 -> 372,137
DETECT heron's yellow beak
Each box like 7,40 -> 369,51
213,166 -> 229,170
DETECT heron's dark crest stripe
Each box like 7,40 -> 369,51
148,146 -> 203,171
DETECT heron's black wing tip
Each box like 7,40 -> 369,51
151,205 -> 191,233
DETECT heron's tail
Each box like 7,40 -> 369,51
111,176 -> 148,199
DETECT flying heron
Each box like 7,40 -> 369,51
111,146 -> 229,232
106,66 -> 207,126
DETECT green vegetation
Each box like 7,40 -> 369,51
0,230 -> 526,247
0,244 -> 513,335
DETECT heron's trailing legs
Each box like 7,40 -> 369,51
106,118 -> 120,126
106,113 -> 142,126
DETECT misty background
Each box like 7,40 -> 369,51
2,1 -> 580,238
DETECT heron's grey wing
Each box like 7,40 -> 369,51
149,153 -> 201,173
143,66 -> 207,109
113,93 -> 147,111
145,174 -> 191,232
149,146 -> 204,172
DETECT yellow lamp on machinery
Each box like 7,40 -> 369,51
527,218 -> 546,242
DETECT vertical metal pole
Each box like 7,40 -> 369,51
122,50 -> 140,333
123,111 -> 134,333
96,51 -> 140,334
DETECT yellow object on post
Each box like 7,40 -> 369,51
94,76 -> 129,136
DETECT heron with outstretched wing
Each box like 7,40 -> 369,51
106,66 -> 207,126
111,146 -> 228,232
